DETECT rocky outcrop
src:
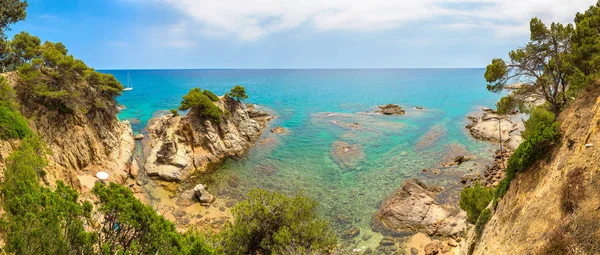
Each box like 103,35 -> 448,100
371,179 -> 467,237
376,104 -> 406,115
466,112 -> 523,150
144,97 -> 271,182
3,74 -> 135,188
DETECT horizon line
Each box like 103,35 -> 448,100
98,67 -> 487,71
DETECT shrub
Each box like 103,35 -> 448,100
202,89 -> 219,102
475,208 -> 491,236
179,88 -> 223,123
0,76 -> 18,110
220,189 -> 337,255
561,168 -> 585,214
0,105 -> 32,139
460,183 -> 495,224
497,107 -> 561,198
170,108 -> 179,116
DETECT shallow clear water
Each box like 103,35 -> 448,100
104,69 -> 502,248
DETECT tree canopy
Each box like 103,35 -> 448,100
179,88 -> 223,123
229,85 -> 248,102
485,18 -> 574,114
0,0 -> 27,37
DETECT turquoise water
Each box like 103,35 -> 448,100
104,69 -> 502,248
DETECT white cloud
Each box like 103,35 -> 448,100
146,0 -> 598,40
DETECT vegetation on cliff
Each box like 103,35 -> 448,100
179,87 -> 223,123
0,76 -> 31,139
220,189 -> 337,255
229,85 -> 248,102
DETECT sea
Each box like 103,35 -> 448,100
103,69 -> 503,247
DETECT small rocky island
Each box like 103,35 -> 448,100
376,104 -> 406,115
143,89 -> 272,182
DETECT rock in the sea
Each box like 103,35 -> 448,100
379,236 -> 395,246
342,226 -> 361,239
270,126 -> 286,134
134,134 -> 144,140
144,98 -> 271,182
376,104 -> 406,115
466,112 -> 523,150
371,179 -> 466,237
330,141 -> 365,172
193,184 -> 215,205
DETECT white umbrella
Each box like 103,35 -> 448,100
96,171 -> 109,180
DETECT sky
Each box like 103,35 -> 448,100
7,0 -> 599,69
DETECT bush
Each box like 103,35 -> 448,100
179,88 -> 223,123
220,189 -> 337,255
541,226 -> 576,255
475,208 -> 491,236
0,76 -> 18,110
0,105 -> 32,139
497,107 -> 561,198
561,167 -> 585,214
170,108 -> 179,116
202,89 -> 219,102
460,183 -> 495,224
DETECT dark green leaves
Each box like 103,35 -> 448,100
179,88 -> 223,123
229,85 -> 248,101
460,183 -> 495,224
220,189 -> 337,255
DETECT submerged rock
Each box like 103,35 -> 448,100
415,124 -> 447,151
330,141 -> 365,172
371,179 -> 466,237
376,104 -> 406,115
342,226 -> 361,239
270,126 -> 286,134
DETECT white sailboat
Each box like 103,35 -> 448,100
123,71 -> 133,91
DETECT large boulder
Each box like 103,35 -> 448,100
371,179 -> 466,237
193,184 -> 215,205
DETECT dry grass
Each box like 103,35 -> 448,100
560,167 -> 585,214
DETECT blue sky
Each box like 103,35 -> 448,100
7,0 -> 598,69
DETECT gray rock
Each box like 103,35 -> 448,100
193,184 -> 216,204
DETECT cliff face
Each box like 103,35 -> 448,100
144,98 -> 270,182
0,73 -> 135,188
471,83 -> 600,254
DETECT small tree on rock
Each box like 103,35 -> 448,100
229,85 -> 248,102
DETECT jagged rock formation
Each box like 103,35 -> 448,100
144,97 -> 271,182
371,179 -> 467,237
0,72 -> 134,188
469,84 -> 600,254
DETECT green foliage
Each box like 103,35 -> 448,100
170,108 -> 179,116
460,183 -> 495,224
485,18 -> 574,114
496,95 -> 519,115
16,39 -> 123,114
475,208 -> 491,236
571,1 -> 600,77
92,182 -> 216,254
1,137 -> 95,255
203,89 -> 219,102
0,0 -> 27,36
220,189 -> 337,255
179,88 -> 223,123
10,31 -> 40,65
229,85 -> 248,102
0,76 -> 18,109
496,107 -> 561,198
0,105 -> 32,139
